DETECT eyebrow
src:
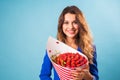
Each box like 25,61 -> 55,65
64,19 -> 77,22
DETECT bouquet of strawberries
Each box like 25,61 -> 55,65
47,36 -> 88,80
51,52 -> 87,69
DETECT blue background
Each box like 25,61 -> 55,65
0,0 -> 120,80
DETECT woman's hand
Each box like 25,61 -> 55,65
71,64 -> 94,80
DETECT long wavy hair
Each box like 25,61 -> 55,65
57,6 -> 94,64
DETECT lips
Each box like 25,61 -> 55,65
67,30 -> 75,34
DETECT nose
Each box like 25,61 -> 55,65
69,23 -> 74,29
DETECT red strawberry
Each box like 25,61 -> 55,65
73,53 -> 80,61
52,52 -> 87,68
71,60 -> 75,68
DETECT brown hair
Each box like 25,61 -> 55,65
57,6 -> 94,64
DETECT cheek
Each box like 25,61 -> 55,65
75,26 -> 79,33
62,25 -> 66,31
62,26 -> 65,34
74,24 -> 79,29
74,25 -> 79,31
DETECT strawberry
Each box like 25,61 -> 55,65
51,52 -> 87,68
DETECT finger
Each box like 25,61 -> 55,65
72,75 -> 83,80
80,65 -> 90,72
81,69 -> 89,73
75,67 -> 82,71
82,64 -> 89,69
71,69 -> 82,75
73,72 -> 84,77
72,72 -> 84,80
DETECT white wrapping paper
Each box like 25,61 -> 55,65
46,36 -> 88,80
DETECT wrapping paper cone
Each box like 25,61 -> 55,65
46,36 -> 88,80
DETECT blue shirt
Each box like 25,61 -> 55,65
39,47 -> 99,80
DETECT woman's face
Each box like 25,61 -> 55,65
62,13 -> 79,39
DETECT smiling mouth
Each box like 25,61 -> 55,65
67,30 -> 75,34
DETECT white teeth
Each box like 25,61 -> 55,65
68,30 -> 74,34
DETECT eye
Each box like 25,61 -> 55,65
63,21 -> 68,24
73,21 -> 78,24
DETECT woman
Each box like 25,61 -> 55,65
39,5 -> 99,80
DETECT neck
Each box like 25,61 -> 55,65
65,38 -> 77,49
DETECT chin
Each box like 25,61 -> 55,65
67,35 -> 76,38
